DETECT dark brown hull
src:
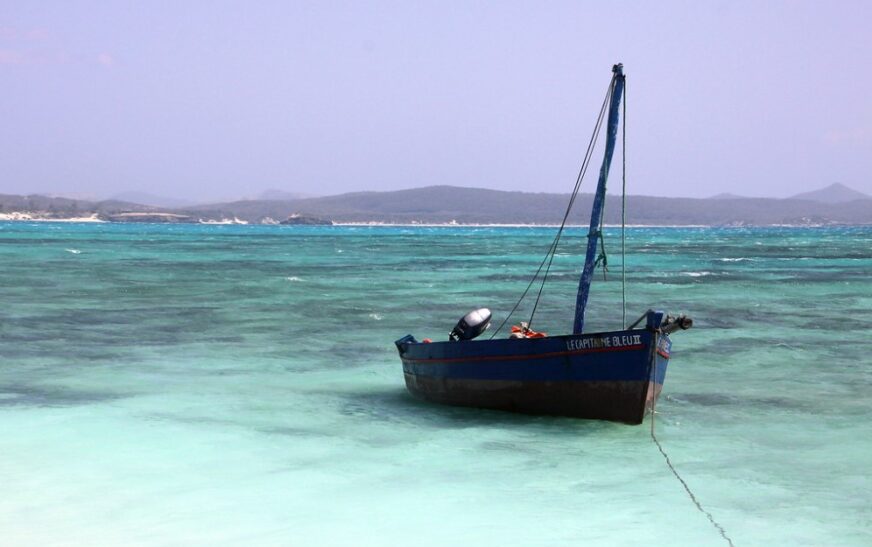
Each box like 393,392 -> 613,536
404,374 -> 659,424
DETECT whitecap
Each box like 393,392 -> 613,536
681,271 -> 713,277
368,313 -> 383,320
65,249 -> 82,254
718,257 -> 752,262
285,276 -> 303,282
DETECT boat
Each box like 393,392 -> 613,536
394,64 -> 693,424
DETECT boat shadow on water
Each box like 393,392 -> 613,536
336,386 -> 624,436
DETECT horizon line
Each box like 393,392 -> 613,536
4,181 -> 868,206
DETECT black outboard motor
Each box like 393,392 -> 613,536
449,308 -> 492,341
661,314 -> 693,335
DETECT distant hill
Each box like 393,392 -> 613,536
707,192 -> 749,200
181,185 -> 872,225
0,194 -> 155,216
790,183 -> 869,203
2,184 -> 871,225
111,191 -> 197,208
257,189 -> 316,201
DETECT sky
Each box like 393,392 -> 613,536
1,1 -> 870,201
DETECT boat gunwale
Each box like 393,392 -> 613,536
400,342 -> 646,364
398,327 -> 656,361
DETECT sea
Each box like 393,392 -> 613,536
0,222 -> 869,546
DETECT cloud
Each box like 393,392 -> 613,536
0,49 -> 24,64
97,52 -> 115,67
24,28 -> 50,40
0,48 -> 70,65
0,26 -> 50,41
0,27 -> 61,66
0,27 -> 63,66
823,128 -> 869,145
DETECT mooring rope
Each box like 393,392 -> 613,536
650,360 -> 735,546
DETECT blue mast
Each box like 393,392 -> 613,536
573,64 -> 625,334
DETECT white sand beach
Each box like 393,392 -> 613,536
0,212 -> 105,222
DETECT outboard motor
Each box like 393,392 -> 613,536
661,314 -> 693,335
449,308 -> 492,341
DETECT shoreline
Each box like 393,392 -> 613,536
0,216 -> 866,229
0,211 -> 868,229
0,213 -> 105,223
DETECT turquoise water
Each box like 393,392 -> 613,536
1,222 -> 869,546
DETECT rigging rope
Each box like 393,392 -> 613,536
650,360 -> 736,546
489,76 -> 614,338
527,79 -> 612,328
621,80 -> 627,327
487,232 -> 566,339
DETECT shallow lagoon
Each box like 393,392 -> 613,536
1,223 -> 870,545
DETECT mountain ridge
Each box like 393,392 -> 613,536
2,184 -> 870,225
789,183 -> 869,203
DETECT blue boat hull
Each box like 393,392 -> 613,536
396,328 -> 671,424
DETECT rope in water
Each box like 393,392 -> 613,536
650,360 -> 736,546
618,77 -> 732,545
490,68 -> 733,545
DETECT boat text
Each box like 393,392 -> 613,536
566,334 -> 642,351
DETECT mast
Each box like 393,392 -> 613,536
573,64 -> 625,334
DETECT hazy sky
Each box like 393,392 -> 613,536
1,1 -> 870,201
